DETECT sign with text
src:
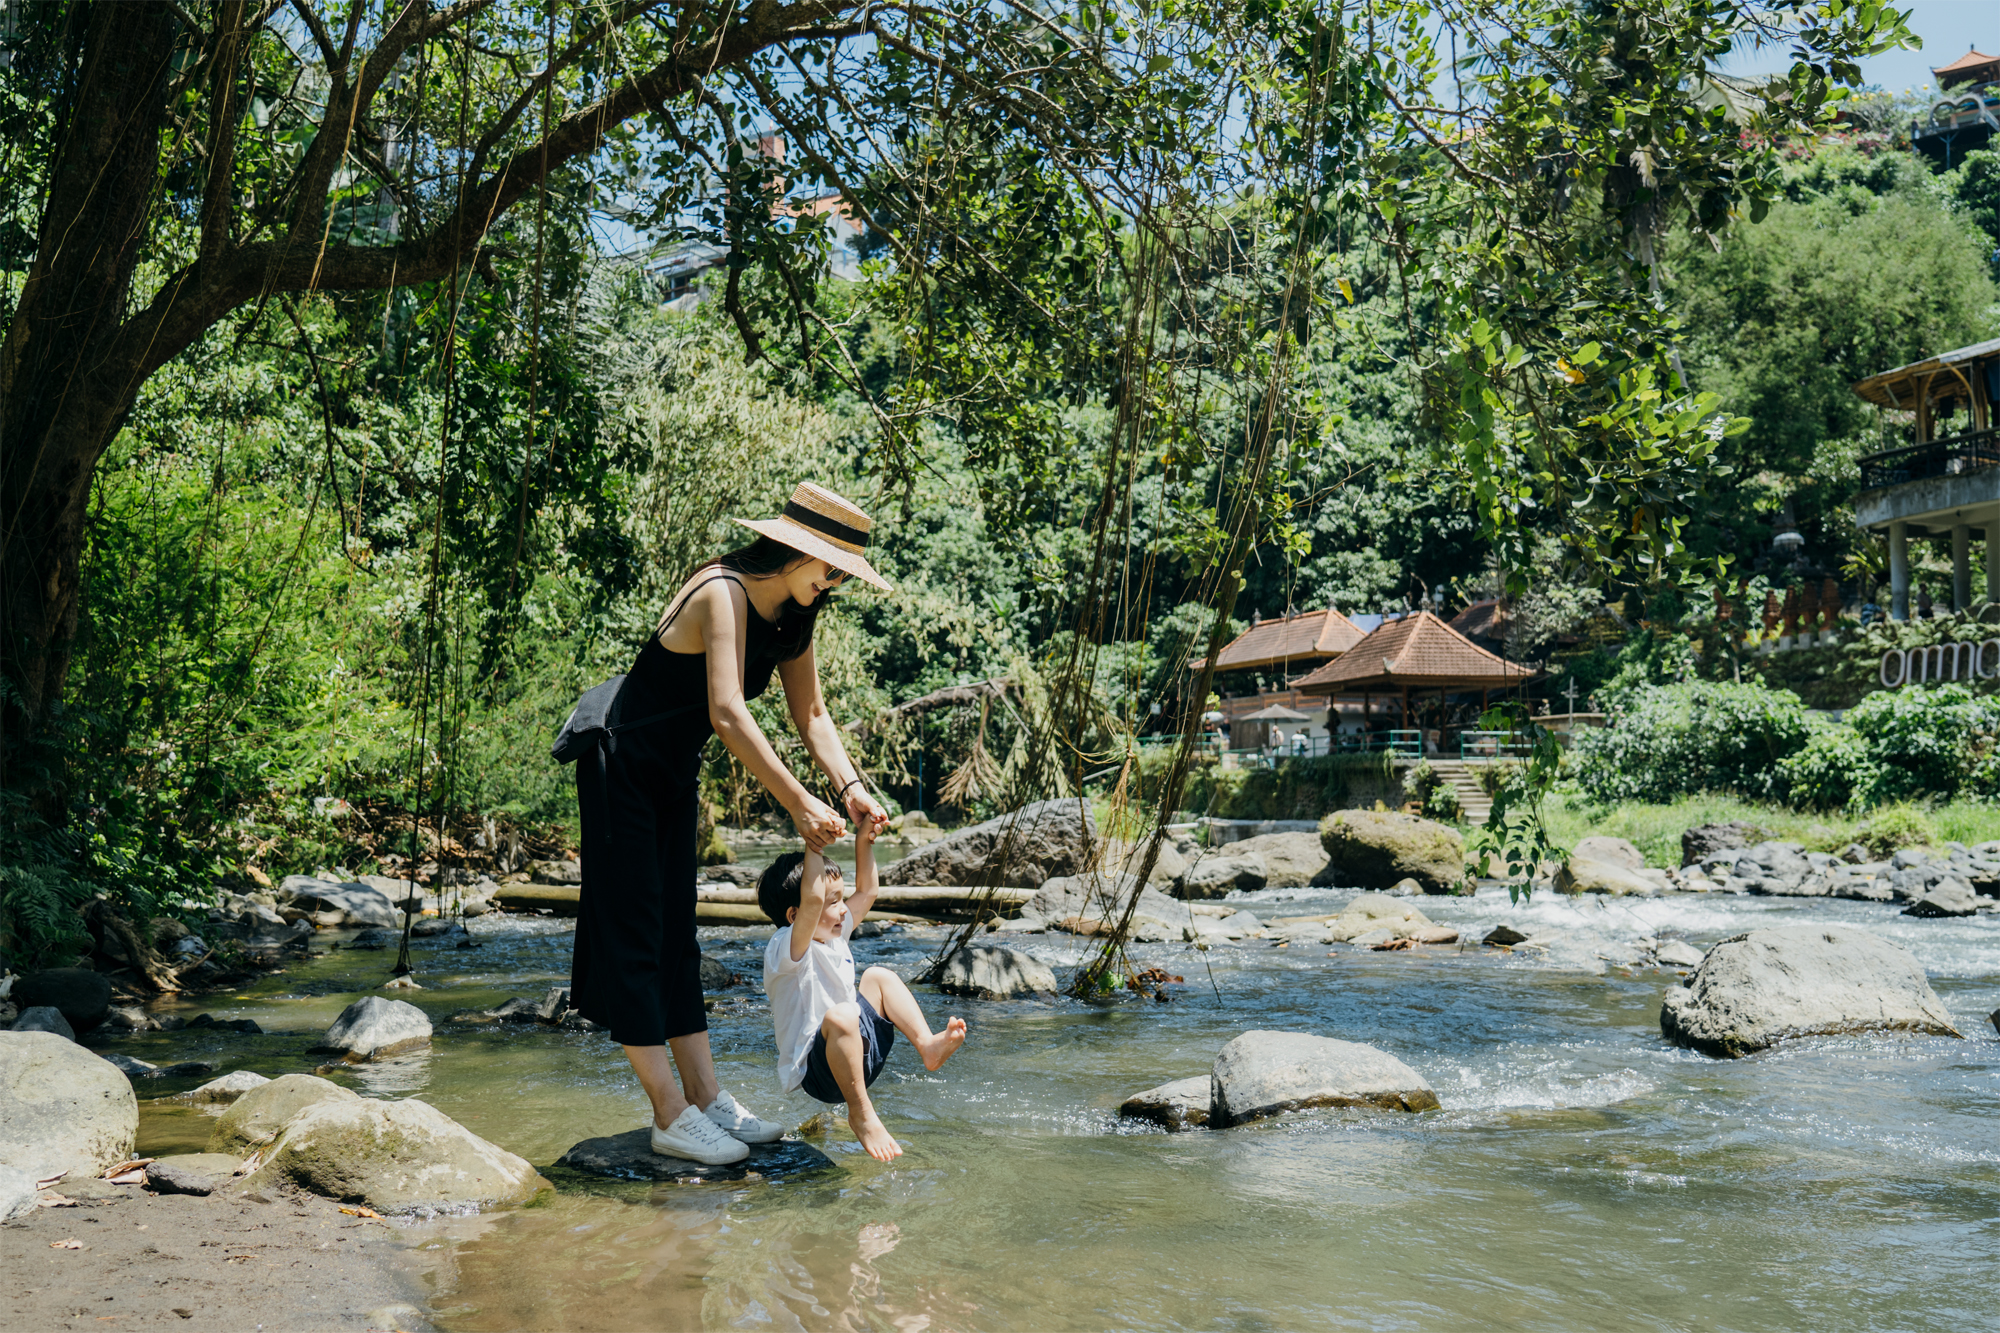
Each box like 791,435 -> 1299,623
1878,641 -> 2000,687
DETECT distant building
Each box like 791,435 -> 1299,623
1851,335 -> 2000,616
1913,48 -> 2000,167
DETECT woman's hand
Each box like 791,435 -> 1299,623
846,786 -> 890,840
789,792 -> 848,852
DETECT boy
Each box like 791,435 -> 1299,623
759,818 -> 967,1162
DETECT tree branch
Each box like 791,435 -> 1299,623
199,0 -> 249,264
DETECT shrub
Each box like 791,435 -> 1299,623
1845,683 -> 1999,805
1856,804 -> 1937,857
1574,680 -> 1810,804
1775,724 -> 1877,813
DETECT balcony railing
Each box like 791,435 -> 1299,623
1858,428 -> 2000,489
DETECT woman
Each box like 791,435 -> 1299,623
571,482 -> 892,1165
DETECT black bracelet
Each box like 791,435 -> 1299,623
836,777 -> 864,801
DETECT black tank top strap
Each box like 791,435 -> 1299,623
653,569 -> 749,642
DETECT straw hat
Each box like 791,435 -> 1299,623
731,482 -> 892,591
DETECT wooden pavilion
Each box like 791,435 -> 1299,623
1195,603 -> 1365,675
1291,610 -> 1537,752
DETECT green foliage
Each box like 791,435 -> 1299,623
1856,804 -> 1938,858
1468,712 -> 1567,902
1846,684 -> 2000,805
1773,723 -> 1877,813
1575,680 -> 1810,803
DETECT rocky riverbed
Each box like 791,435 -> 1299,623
4,824 -> 1998,1330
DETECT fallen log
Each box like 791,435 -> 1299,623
493,882 -> 1022,921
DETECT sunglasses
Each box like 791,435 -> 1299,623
823,563 -> 851,587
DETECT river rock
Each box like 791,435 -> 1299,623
283,879 -> 399,929
1574,836 -> 1645,871
209,1073 -> 361,1156
144,1157 -> 222,1197
485,998 -> 541,1023
0,1030 -> 138,1178
1327,894 -> 1433,942
1659,925 -> 1961,1058
0,1166 -> 38,1223
1653,939 -> 1706,969
553,1127 -> 833,1184
1555,856 -> 1655,896
182,1070 -> 271,1104
1484,925 -> 1529,947
314,996 -> 432,1060
699,955 -> 737,990
1681,821 -> 1765,867
1118,1076 -> 1211,1131
1026,873 -> 1182,928
1175,853 -> 1268,900
527,859 -> 582,884
936,945 -> 1058,1000
880,798 -> 1094,888
101,1052 -> 157,1077
535,987 -> 572,1022
240,1095 -> 550,1214
12,1006 -> 75,1040
12,969 -> 113,1033
1902,879 -> 1980,918
1224,831 -> 1329,888
1209,1030 -> 1439,1126
1318,810 -> 1465,895
1097,837 -> 1189,886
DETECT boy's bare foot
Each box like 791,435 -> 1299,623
852,1114 -> 902,1162
918,1016 -> 968,1072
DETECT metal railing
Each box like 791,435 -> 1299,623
1459,730 -> 1534,760
1858,428 -> 2000,489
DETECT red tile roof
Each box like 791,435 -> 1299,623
1933,48 -> 2000,86
1292,610 -> 1537,693
1196,605 -> 1362,673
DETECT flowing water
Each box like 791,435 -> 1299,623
127,865 -> 2000,1332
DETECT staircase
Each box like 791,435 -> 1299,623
1427,760 -> 1492,823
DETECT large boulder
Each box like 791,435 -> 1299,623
1573,836 -> 1645,871
1275,894 -> 1434,944
13,968 -> 113,1033
0,1030 -> 137,1177
1118,1076 -> 1211,1131
936,945 -> 1058,1000
1209,1031 -> 1439,1126
1,1166 -> 39,1223
1224,831 -> 1329,888
880,798 -> 1094,888
1318,810 -> 1465,895
313,996 -> 433,1060
1174,852 -> 1268,900
1681,821 -> 1765,867
1902,879 -> 1980,918
240,1095 -> 550,1215
280,878 -> 399,929
1097,836 -> 1189,886
1660,925 -> 1961,1058
1554,856 -> 1655,897
209,1073 -> 360,1156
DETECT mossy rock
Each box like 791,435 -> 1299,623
240,1095 -> 550,1215
209,1073 -> 358,1156
1318,810 -> 1466,895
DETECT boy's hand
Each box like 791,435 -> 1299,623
855,816 -> 878,848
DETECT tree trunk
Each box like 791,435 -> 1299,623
0,1 -> 176,758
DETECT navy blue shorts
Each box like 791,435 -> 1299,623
801,992 -> 897,1104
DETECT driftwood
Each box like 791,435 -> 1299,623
847,678 -> 1008,737
86,900 -> 181,994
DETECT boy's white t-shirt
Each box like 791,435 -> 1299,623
763,913 -> 860,1093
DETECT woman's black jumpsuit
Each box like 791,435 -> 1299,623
569,573 -> 786,1046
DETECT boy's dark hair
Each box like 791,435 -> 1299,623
757,853 -> 807,926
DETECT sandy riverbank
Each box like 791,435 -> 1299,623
3,1178 -> 431,1331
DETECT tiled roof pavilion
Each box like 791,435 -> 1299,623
1293,610 -> 1537,694
1196,604 -> 1365,674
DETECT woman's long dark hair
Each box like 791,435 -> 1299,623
702,536 -> 829,662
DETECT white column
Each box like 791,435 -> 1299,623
1889,521 -> 1910,621
1988,522 -> 2000,605
1953,524 -> 1972,612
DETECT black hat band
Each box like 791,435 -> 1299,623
782,501 -> 870,550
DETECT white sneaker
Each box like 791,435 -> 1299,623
706,1090 -> 785,1144
650,1105 -> 749,1165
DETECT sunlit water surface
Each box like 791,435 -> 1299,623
129,875 -> 2000,1332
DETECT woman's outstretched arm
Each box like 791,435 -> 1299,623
777,642 -> 888,836
692,581 -> 846,850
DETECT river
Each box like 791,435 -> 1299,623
125,859 -> 2000,1331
